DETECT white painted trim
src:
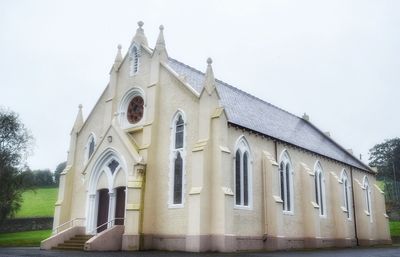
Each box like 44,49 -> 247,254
278,149 -> 294,214
129,43 -> 141,76
340,169 -> 352,220
118,87 -> 146,129
168,110 -> 187,208
86,148 -> 127,233
314,160 -> 326,217
84,132 -> 97,166
363,175 -> 373,222
233,135 -> 253,210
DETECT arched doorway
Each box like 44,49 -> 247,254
96,189 -> 109,233
114,187 -> 126,225
87,149 -> 127,234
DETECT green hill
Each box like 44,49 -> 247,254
15,187 -> 58,218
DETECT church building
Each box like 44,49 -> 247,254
42,22 -> 391,252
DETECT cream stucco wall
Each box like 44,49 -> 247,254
52,26 -> 390,252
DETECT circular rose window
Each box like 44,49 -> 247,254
127,96 -> 144,124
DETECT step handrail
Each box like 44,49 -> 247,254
52,218 -> 86,234
89,218 -> 124,235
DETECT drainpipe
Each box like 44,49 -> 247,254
350,167 -> 359,246
274,141 -> 278,161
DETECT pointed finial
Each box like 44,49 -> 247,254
72,104 -> 84,133
153,24 -> 168,61
203,57 -> 216,95
156,24 -> 166,47
114,44 -> 122,69
132,20 -> 148,46
138,21 -> 144,28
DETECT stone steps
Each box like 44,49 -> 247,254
51,234 -> 93,251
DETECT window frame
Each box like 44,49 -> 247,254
129,44 -> 140,76
340,169 -> 352,220
168,110 -> 186,208
314,161 -> 326,217
278,150 -> 294,214
84,133 -> 96,164
118,87 -> 145,129
233,136 -> 253,210
363,176 -> 373,221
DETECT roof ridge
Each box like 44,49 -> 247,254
167,57 -> 371,172
167,57 -> 301,121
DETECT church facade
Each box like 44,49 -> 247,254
43,22 -> 391,252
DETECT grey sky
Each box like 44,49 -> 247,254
0,0 -> 399,170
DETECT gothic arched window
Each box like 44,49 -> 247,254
169,111 -> 186,207
279,150 -> 294,212
129,45 -> 140,76
363,176 -> 372,218
85,133 -> 96,164
234,136 -> 252,208
314,161 -> 326,216
341,170 -> 352,219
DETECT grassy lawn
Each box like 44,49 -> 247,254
390,221 -> 400,237
15,187 -> 58,218
0,230 -> 51,247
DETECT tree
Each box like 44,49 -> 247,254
0,108 -> 33,224
369,138 -> 400,204
32,169 -> 54,186
54,161 -> 67,185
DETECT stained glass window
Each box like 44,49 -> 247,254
127,96 -> 144,124
235,151 -> 241,205
88,137 -> 95,159
173,152 -> 183,204
175,115 -> 184,149
108,160 -> 119,174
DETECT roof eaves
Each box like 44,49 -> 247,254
302,119 -> 373,172
228,122 -> 373,174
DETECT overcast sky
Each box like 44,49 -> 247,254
0,0 -> 399,170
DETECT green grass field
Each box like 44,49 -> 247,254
0,230 -> 51,247
390,221 -> 400,237
15,187 -> 58,218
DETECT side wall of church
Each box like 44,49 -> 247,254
224,126 -> 390,250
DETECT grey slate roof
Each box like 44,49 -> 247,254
167,58 -> 371,172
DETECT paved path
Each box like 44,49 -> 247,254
0,247 -> 400,257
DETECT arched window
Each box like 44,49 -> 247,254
234,136 -> 252,208
314,161 -> 326,216
363,176 -> 372,217
169,111 -> 186,207
341,170 -> 351,219
85,133 -> 96,163
279,150 -> 293,212
129,44 -> 140,76
118,88 -> 145,129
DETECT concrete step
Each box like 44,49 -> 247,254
74,234 -> 93,238
52,234 -> 93,251
58,242 -> 85,247
51,245 -> 84,250
64,239 -> 87,244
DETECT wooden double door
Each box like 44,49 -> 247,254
96,187 -> 126,233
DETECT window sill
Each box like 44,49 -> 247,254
283,210 -> 294,216
273,195 -> 283,203
234,205 -> 252,211
168,203 -> 184,209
